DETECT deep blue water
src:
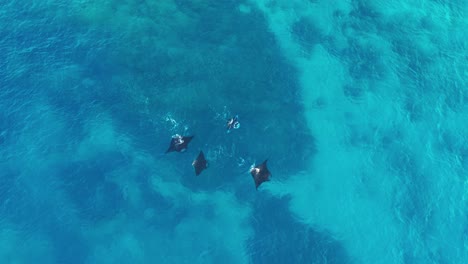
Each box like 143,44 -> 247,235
0,1 -> 466,263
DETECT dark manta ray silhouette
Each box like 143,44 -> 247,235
166,134 -> 194,153
250,159 -> 271,189
192,151 -> 208,176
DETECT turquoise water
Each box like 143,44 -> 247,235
0,1 -> 466,263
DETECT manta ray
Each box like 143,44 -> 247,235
250,159 -> 271,189
192,151 -> 208,176
166,134 -> 194,153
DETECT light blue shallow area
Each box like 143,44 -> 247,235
0,1 -> 466,263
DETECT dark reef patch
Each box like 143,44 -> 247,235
248,196 -> 353,264
291,16 -> 324,54
59,152 -> 128,221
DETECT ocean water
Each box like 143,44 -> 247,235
0,0 -> 466,263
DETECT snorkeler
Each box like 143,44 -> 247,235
226,115 -> 240,133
